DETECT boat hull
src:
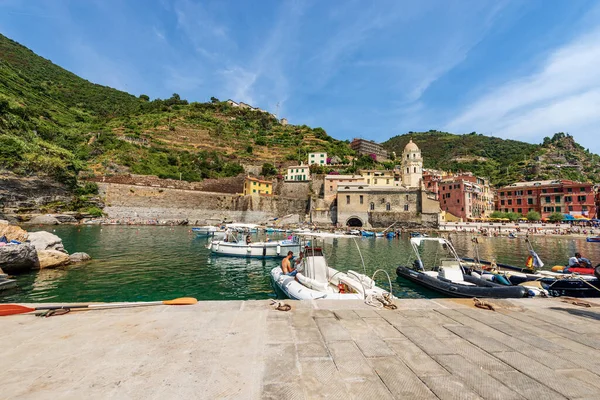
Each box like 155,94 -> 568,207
209,241 -> 300,258
587,237 -> 600,243
396,266 -> 528,298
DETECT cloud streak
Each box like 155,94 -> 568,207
446,25 -> 600,152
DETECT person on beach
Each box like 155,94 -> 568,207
281,251 -> 297,277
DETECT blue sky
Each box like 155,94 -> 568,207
2,0 -> 600,153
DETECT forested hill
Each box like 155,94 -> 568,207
383,131 -> 600,187
0,33 -> 352,186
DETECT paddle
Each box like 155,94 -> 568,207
0,297 -> 198,317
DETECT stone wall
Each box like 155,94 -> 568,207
273,180 -> 311,200
87,174 -> 245,194
98,182 -> 307,224
0,171 -> 72,214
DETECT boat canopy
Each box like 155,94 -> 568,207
409,237 -> 449,247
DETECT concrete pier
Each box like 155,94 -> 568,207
3,298 -> 600,399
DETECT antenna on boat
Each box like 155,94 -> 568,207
352,237 -> 368,277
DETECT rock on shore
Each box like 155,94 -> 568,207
0,224 -> 28,242
37,250 -> 70,269
25,215 -> 61,225
0,244 -> 39,273
69,252 -> 91,263
27,231 -> 66,253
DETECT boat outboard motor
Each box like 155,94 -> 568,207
413,260 -> 424,271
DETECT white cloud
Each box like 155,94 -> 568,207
446,26 -> 600,152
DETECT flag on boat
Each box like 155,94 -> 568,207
529,249 -> 544,268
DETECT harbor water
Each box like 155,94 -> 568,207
2,225 -> 600,303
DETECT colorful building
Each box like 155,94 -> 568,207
495,179 -> 596,219
308,152 -> 327,166
285,163 -> 310,181
439,173 -> 494,220
422,169 -> 449,200
243,176 -> 273,196
324,174 -> 366,202
401,139 -> 423,188
358,169 -> 398,187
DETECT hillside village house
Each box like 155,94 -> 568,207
324,175 -> 366,202
308,152 -> 327,166
242,176 -> 273,196
495,179 -> 597,219
439,173 -> 494,221
285,163 -> 310,181
349,138 -> 388,161
358,169 -> 399,186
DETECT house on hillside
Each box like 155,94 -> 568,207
226,99 -> 239,107
308,152 -> 327,166
285,163 -> 310,181
242,176 -> 273,196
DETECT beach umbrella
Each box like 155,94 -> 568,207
563,214 -> 575,221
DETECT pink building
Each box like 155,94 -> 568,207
439,173 -> 494,220
323,174 -> 366,202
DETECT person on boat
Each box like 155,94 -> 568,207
568,252 -> 592,269
281,251 -> 297,277
246,235 -> 252,245
294,251 -> 304,269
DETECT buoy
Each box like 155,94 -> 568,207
551,266 -> 565,273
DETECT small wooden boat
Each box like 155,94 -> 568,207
361,230 -> 375,237
586,236 -> 600,243
396,238 -> 528,298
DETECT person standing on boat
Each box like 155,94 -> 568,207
294,251 -> 304,270
282,251 -> 297,277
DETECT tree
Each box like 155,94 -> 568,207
506,212 -> 521,221
210,96 -> 220,103
139,94 -> 150,102
246,145 -> 253,154
171,93 -> 181,101
526,211 -> 541,221
489,211 -> 506,219
548,212 -> 564,223
261,163 -> 277,176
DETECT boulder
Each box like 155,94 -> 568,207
0,244 -> 39,273
37,250 -> 70,269
69,252 -> 91,263
0,225 -> 28,242
54,214 -> 78,224
26,231 -> 66,253
25,215 -> 61,225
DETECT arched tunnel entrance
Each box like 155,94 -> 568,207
346,217 -> 364,227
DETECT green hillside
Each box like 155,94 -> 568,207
383,131 -> 600,187
0,33 -> 352,186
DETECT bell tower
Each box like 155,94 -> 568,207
401,139 -> 423,188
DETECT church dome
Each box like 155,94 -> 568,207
404,139 -> 420,152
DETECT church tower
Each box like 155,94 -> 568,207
401,139 -> 423,188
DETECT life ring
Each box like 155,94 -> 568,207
525,256 -> 534,270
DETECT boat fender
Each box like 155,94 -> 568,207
207,242 -> 213,250
551,266 -> 565,273
247,246 -> 252,253
494,274 -> 511,286
263,246 -> 267,257
471,271 -> 481,279
481,274 -> 495,282
215,243 -> 219,251
276,245 -> 281,256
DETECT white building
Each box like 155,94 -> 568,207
285,163 -> 311,181
401,139 -> 423,188
308,152 -> 327,166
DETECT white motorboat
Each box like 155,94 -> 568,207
271,242 -> 394,300
192,226 -> 226,238
208,232 -> 300,258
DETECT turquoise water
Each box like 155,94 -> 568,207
2,225 -> 599,303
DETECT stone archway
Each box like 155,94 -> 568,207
346,217 -> 364,227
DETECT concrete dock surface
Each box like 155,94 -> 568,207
3,297 -> 600,399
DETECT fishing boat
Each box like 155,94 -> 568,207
208,232 -> 300,258
271,240 -> 394,300
396,238 -> 528,298
361,230 -> 375,237
386,232 -> 396,239
410,232 -> 428,238
586,236 -> 600,243
375,232 -> 384,238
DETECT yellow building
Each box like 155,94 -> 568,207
243,176 -> 273,196
358,169 -> 399,186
